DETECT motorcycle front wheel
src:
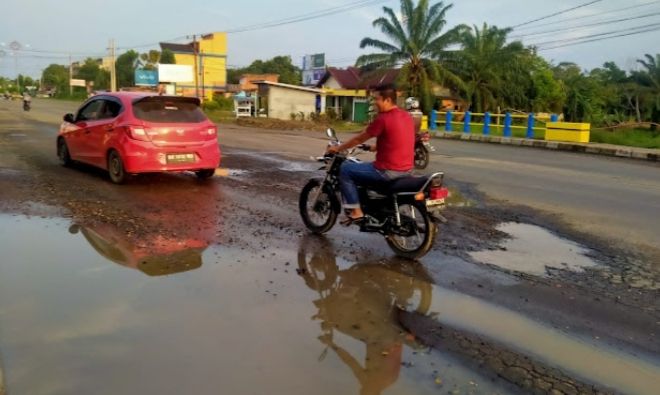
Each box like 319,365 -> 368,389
299,179 -> 339,234
414,144 -> 429,169
386,202 -> 437,259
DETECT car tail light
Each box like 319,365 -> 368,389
126,126 -> 151,142
205,127 -> 217,136
430,187 -> 449,200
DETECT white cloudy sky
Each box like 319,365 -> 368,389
1,0 -> 659,78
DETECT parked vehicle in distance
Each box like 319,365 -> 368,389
57,92 -> 221,184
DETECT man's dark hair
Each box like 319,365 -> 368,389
372,83 -> 397,103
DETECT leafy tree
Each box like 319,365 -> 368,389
227,55 -> 301,85
76,58 -> 101,83
356,0 -> 467,113
553,62 -> 605,122
636,53 -> 660,129
446,23 -> 526,112
140,50 -> 163,70
116,50 -> 139,88
41,64 -> 69,96
160,49 -> 176,64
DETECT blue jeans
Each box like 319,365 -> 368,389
338,162 -> 394,209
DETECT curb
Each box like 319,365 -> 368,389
433,132 -> 659,162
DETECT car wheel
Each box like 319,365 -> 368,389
195,169 -> 216,180
57,138 -> 72,167
107,150 -> 129,184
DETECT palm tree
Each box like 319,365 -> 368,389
356,0 -> 467,113
445,23 -> 526,112
636,53 -> 660,129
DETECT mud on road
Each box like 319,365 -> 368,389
0,102 -> 658,394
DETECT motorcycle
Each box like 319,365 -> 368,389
23,99 -> 31,111
298,128 -> 449,259
414,131 -> 435,169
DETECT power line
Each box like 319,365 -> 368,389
112,0 -> 390,51
530,22 -> 660,47
513,0 -> 660,31
512,0 -> 603,28
510,11 -> 660,39
226,0 -> 389,33
538,25 -> 660,50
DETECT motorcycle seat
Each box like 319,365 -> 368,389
367,176 -> 428,195
388,176 -> 428,193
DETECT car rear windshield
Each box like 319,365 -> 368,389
132,97 -> 207,123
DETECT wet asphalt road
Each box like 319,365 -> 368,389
0,99 -> 658,395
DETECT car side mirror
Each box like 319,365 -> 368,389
326,128 -> 338,141
63,113 -> 75,123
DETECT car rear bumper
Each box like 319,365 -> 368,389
121,140 -> 221,173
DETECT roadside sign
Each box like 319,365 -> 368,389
135,69 -> 158,86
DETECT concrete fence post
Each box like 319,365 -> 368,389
483,112 -> 491,135
464,111 -> 471,133
526,113 -> 535,139
504,113 -> 512,137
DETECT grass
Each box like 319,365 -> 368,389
590,128 -> 660,149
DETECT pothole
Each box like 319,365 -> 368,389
470,222 -> 599,276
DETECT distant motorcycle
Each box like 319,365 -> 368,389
414,131 -> 435,169
23,99 -> 31,111
299,128 -> 449,259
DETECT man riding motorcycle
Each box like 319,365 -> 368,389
22,91 -> 31,111
326,84 -> 415,225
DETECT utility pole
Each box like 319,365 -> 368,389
69,54 -> 73,96
192,35 -> 199,98
200,49 -> 205,100
109,39 -> 117,92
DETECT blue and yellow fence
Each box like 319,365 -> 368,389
427,111 -> 589,143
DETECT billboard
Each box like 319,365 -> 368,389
69,79 -> 86,87
302,69 -> 326,86
158,64 -> 194,83
135,69 -> 159,86
302,53 -> 326,86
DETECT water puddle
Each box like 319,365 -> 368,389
214,168 -> 250,178
0,215 -> 657,395
470,222 -> 599,276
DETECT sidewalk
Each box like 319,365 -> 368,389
433,131 -> 660,162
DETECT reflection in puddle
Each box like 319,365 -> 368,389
298,236 -> 433,395
0,215 -> 658,395
470,222 -> 599,276
71,223 -> 207,276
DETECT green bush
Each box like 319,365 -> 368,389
203,100 -> 221,111
214,95 -> 235,110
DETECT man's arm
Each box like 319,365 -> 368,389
327,129 -> 372,154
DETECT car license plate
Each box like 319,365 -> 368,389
166,153 -> 195,163
426,198 -> 445,207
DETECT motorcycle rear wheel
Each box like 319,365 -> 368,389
386,202 -> 437,259
414,144 -> 429,169
299,179 -> 339,234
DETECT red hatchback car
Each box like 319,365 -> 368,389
57,92 -> 220,183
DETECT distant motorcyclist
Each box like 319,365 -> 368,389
22,91 -> 32,111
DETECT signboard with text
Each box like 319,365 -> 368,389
302,53 -> 326,86
135,69 -> 159,86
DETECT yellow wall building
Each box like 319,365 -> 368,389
160,32 -> 227,100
